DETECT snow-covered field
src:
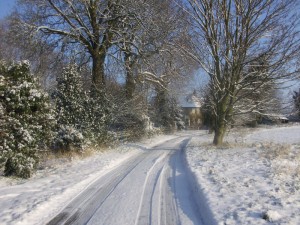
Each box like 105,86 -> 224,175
0,125 -> 299,225
186,125 -> 300,225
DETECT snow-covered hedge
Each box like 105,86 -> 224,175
0,61 -> 55,178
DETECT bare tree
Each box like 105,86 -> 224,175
14,0 -> 191,92
0,17 -> 65,89
179,0 -> 300,145
14,0 -> 131,90
113,0 -> 193,99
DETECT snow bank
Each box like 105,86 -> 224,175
182,148 -> 218,225
185,126 -> 300,225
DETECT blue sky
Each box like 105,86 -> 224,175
0,0 -> 16,19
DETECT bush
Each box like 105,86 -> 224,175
112,112 -> 146,140
83,88 -> 112,144
54,125 -> 84,152
53,64 -> 112,147
4,154 -> 36,179
152,90 -> 185,132
0,61 -> 55,178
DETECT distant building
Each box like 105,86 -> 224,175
180,91 -> 202,129
260,114 -> 289,124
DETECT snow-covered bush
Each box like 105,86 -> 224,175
0,75 -> 8,168
152,90 -> 185,132
54,65 -> 87,130
169,97 -> 185,130
107,85 -> 150,141
83,88 -> 112,144
53,64 -> 112,148
0,61 -> 55,178
52,65 -> 87,151
54,125 -> 84,152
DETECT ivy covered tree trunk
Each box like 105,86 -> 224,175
154,89 -> 169,129
153,89 -> 185,132
125,70 -> 135,99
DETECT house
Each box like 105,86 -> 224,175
180,91 -> 202,129
261,114 -> 289,124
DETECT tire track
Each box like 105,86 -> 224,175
134,152 -> 168,225
159,158 -> 180,225
47,136 -> 206,225
135,138 -> 190,225
46,151 -> 153,225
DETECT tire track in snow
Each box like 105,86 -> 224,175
135,138 -> 196,225
134,152 -> 169,225
46,152 -> 150,225
47,136 -> 206,225
159,157 -> 180,225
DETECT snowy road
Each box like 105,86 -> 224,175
46,137 -> 204,225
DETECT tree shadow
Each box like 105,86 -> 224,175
167,138 -> 217,225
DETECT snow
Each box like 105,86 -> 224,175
185,125 -> 300,225
263,210 -> 282,222
0,134 -> 177,225
1,125 -> 300,224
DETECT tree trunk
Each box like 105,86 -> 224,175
213,108 -> 227,146
213,124 -> 226,145
92,52 -> 106,90
212,98 -> 234,145
125,70 -> 135,99
124,52 -> 136,100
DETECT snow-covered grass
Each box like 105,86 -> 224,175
0,134 -> 177,225
185,124 -> 300,225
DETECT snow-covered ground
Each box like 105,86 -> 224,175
0,134 -> 177,225
186,124 -> 300,225
1,125 -> 299,225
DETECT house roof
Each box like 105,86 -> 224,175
180,92 -> 202,108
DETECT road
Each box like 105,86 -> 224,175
46,137 -> 204,225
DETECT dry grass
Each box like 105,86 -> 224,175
258,143 -> 300,191
38,145 -> 107,171
259,142 -> 292,160
218,141 -> 252,149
